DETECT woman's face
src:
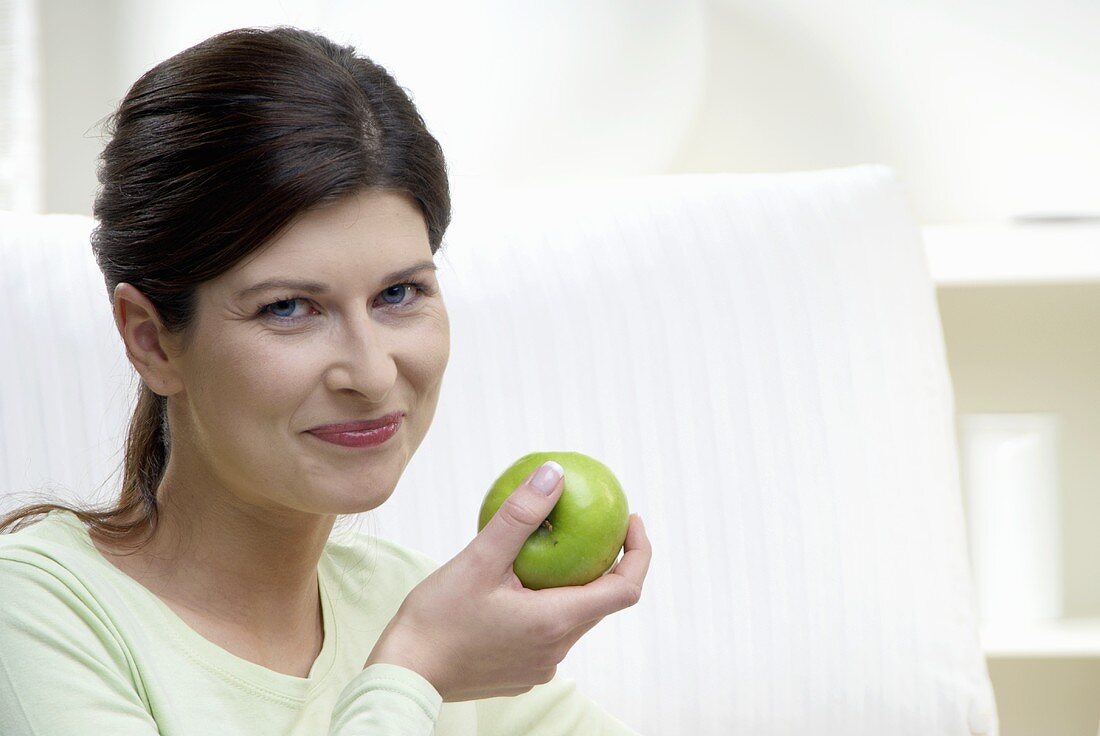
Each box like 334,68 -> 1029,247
155,187 -> 450,516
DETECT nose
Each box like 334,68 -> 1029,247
322,313 -> 397,401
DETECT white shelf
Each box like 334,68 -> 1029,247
922,223 -> 1100,286
981,617 -> 1100,658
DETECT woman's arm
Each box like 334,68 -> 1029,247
327,662 -> 443,735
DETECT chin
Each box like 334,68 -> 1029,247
329,480 -> 399,515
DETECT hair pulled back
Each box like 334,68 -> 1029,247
1,26 -> 450,547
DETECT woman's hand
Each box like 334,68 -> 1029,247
363,463 -> 652,702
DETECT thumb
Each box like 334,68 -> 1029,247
471,460 -> 565,575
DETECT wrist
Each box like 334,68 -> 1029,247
364,636 -> 441,695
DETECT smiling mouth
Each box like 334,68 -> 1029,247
306,416 -> 403,448
307,411 -> 406,435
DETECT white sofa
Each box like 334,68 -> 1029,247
0,165 -> 998,735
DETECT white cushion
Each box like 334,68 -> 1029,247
0,165 -> 998,735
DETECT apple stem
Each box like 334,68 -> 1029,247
541,520 -> 553,533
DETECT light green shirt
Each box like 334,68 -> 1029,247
0,510 -> 636,735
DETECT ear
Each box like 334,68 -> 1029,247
112,283 -> 186,397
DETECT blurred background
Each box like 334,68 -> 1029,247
2,1 -> 1098,733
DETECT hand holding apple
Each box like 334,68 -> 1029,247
477,451 -> 631,590
363,454 -> 651,702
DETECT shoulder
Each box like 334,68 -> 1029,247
0,511 -> 107,618
0,515 -> 126,665
0,516 -> 153,731
0,511 -> 88,587
0,550 -> 85,628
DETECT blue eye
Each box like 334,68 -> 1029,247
258,281 -> 433,325
264,298 -> 307,321
381,284 -> 414,305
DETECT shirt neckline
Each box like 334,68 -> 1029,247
45,508 -> 340,702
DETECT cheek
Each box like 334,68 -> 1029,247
199,341 -> 322,486
407,312 -> 450,384
201,337 -> 315,427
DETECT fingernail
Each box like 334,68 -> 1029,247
531,461 -> 563,495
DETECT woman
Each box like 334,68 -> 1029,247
0,26 -> 651,735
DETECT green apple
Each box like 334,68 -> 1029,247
478,451 -> 630,590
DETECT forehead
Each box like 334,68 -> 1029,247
235,188 -> 430,278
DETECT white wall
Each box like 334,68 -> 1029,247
41,0 -> 706,212
671,0 -> 1100,224
37,0 -> 1100,225
38,0 -> 115,216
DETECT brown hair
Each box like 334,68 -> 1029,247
0,26 -> 450,549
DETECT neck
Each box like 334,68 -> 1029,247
103,460 -> 337,645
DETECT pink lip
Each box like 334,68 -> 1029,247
307,415 -> 402,448
308,412 -> 405,434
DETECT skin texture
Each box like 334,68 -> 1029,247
98,186 -> 450,676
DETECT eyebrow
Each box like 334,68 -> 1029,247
234,261 -> 438,300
